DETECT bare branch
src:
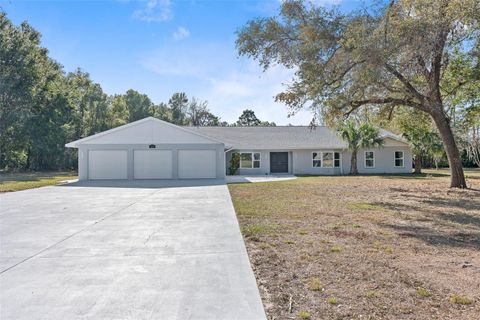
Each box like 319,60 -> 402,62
346,97 -> 428,116
384,63 -> 426,102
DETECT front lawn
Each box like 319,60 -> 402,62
0,172 -> 77,192
228,168 -> 480,319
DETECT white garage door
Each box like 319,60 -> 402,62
134,150 -> 173,179
89,150 -> 127,180
178,150 -> 216,179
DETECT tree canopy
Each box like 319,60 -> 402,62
237,0 -> 480,187
236,109 -> 276,126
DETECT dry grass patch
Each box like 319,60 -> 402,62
451,294 -> 473,305
229,169 -> 480,319
416,287 -> 432,298
298,310 -> 311,319
0,171 -> 77,192
306,277 -> 323,291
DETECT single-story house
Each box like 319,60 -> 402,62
66,117 -> 412,180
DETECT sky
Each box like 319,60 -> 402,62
2,0 -> 361,125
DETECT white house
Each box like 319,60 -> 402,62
66,117 -> 412,180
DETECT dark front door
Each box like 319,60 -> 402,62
270,152 -> 289,173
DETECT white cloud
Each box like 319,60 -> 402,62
204,63 -> 314,124
173,27 -> 190,40
140,42 -> 228,77
140,42 -> 314,125
133,0 -> 173,22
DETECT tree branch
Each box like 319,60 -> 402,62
415,55 -> 431,80
345,96 -> 428,116
384,63 -> 425,102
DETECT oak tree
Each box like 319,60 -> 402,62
237,0 -> 480,187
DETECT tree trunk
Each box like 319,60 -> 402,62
350,149 -> 358,175
414,153 -> 422,174
431,111 -> 467,188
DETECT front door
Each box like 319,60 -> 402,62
270,152 -> 289,173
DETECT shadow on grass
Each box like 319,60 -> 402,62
395,194 -> 480,211
437,212 -> 480,228
375,191 -> 480,249
379,223 -> 480,250
377,172 -> 448,179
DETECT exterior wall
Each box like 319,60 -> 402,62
226,150 -> 293,175
78,143 -> 225,180
342,146 -> 412,174
226,146 -> 412,176
84,119 -> 219,145
292,150 -> 343,175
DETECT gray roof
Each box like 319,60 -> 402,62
186,126 -> 405,150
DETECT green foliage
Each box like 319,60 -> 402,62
338,121 -> 384,174
124,89 -> 153,122
393,107 -> 443,171
330,245 -> 342,253
229,153 -> 240,175
169,92 -> 189,125
240,223 -> 280,240
236,109 -> 261,126
416,287 -> 431,298
450,294 -> 472,305
187,98 -> 220,126
298,310 -> 311,319
0,172 -> 77,192
307,277 -> 323,291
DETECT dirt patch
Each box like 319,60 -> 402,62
229,170 -> 480,319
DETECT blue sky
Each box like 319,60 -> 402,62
3,0 -> 360,125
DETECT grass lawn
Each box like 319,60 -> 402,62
228,168 -> 480,320
0,172 -> 77,192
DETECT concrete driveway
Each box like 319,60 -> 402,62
0,180 -> 266,320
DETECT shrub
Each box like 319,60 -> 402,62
307,277 -> 323,291
229,152 -> 240,175
327,297 -> 338,305
450,294 -> 472,305
330,245 -> 342,253
298,310 -> 311,319
416,287 -> 431,298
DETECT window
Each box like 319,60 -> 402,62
322,152 -> 333,168
334,152 -> 341,168
253,152 -> 261,168
395,151 -> 404,167
312,152 -> 321,167
240,152 -> 261,168
365,151 -> 375,168
313,152 -> 340,168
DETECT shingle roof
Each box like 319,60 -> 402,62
186,126 -> 406,150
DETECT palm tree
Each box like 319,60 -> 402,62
338,121 -> 384,175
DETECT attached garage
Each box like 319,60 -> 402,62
88,150 -> 128,180
134,150 -> 173,179
178,150 -> 216,179
66,117 -> 226,181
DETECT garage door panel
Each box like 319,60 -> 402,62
89,150 -> 127,180
134,150 -> 173,179
178,150 -> 216,179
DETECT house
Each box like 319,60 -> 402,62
190,125 -> 412,176
66,117 -> 412,180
